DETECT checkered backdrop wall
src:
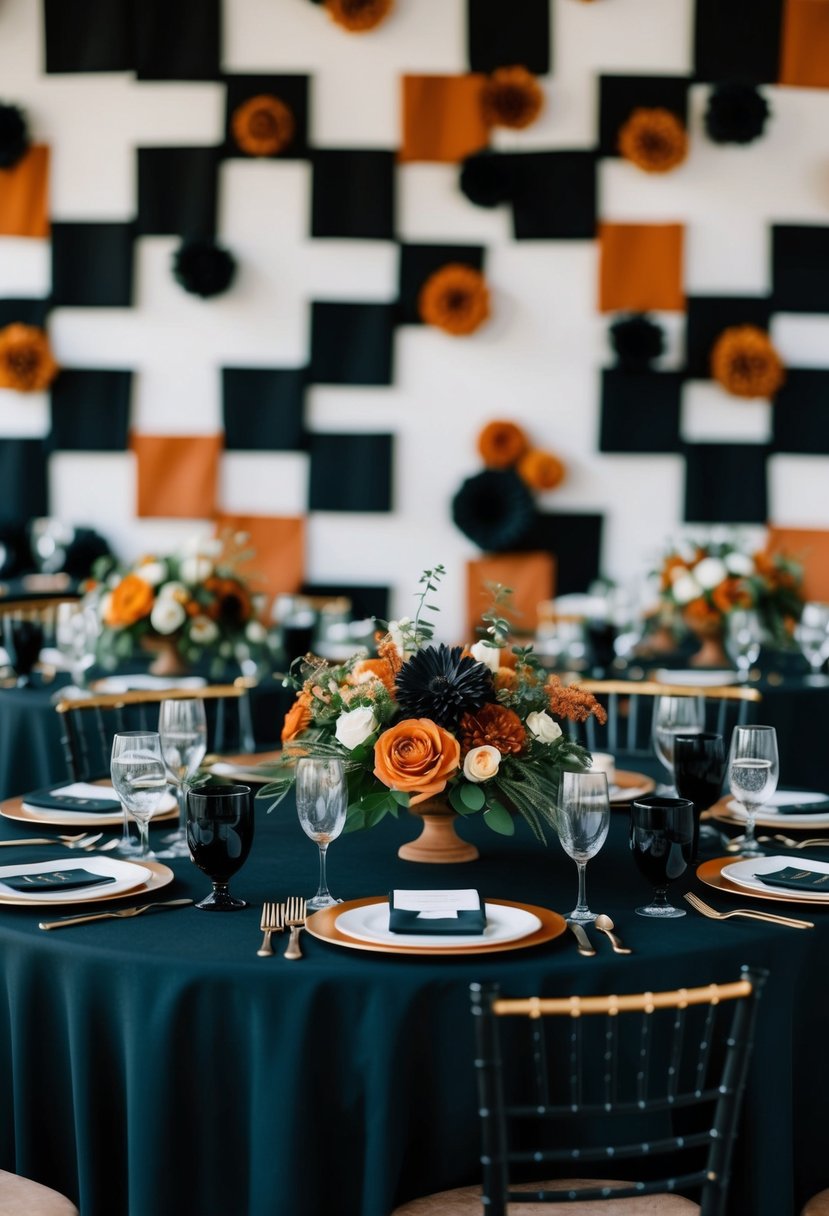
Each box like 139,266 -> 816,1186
1,0 -> 829,638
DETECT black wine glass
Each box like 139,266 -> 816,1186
3,616 -> 44,687
186,783 -> 254,911
630,796 -> 695,919
674,732 -> 726,860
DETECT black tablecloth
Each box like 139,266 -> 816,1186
0,796 -> 827,1216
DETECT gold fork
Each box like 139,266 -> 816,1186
0,832 -> 104,850
257,901 -> 283,957
684,891 -> 813,929
38,898 -> 194,930
283,897 -> 307,960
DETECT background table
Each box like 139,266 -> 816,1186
0,796 -> 827,1216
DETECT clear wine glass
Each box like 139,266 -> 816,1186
652,694 -> 705,794
725,609 -> 762,683
727,724 -> 779,858
795,603 -> 829,682
110,731 -> 168,859
555,770 -> 610,924
54,602 -> 97,696
155,698 -> 207,860
295,757 -> 347,912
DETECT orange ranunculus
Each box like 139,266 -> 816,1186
351,657 -> 397,695
281,692 -> 313,743
683,596 -> 720,627
712,578 -> 752,615
494,665 -> 518,691
374,718 -> 460,805
105,574 -> 154,627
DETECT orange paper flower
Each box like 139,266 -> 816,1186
517,449 -> 565,491
481,66 -> 544,130
373,717 -> 460,804
324,0 -> 393,32
477,420 -> 528,468
618,107 -> 688,173
231,94 -> 295,157
418,263 -> 490,336
281,691 -> 313,743
710,326 -> 785,399
0,323 -> 58,392
105,574 -> 154,628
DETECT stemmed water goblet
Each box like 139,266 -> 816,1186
630,796 -> 695,918
295,757 -> 347,912
54,602 -> 97,696
725,610 -> 762,683
795,603 -> 829,682
155,698 -> 207,860
727,724 -> 779,858
652,694 -> 705,795
110,731 -> 168,859
555,770 -> 610,924
186,783 -> 254,910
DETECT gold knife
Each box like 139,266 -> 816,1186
566,919 -> 596,957
38,898 -> 194,930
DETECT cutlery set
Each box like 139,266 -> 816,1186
258,896 -> 307,960
0,832 -> 119,852
567,914 -> 632,957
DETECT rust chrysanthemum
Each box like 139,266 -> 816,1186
710,326 -> 785,399
618,107 -> 688,173
324,0 -> 393,32
517,449 -> 566,491
418,263 -> 490,336
0,323 -> 58,392
481,66 -> 544,130
478,420 -> 528,468
459,703 -> 526,756
231,94 -> 295,157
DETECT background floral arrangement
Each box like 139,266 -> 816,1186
261,567 -> 606,840
87,532 -> 269,672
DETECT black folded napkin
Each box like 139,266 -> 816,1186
1,868 -> 117,892
388,889 -> 487,936
775,799 -> 829,816
23,786 -> 120,814
752,866 -> 829,893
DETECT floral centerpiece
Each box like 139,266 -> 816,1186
86,533 -> 269,677
260,567 -> 606,861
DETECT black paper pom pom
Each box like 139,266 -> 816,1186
459,152 -> 515,209
609,313 -> 665,372
0,103 -> 29,170
704,82 -> 770,145
172,240 -> 237,298
452,469 -> 536,552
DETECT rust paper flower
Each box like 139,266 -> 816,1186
0,323 -> 58,392
324,0 -> 393,32
618,107 -> 688,173
231,94 -> 295,157
518,448 -> 566,491
478,420 -> 528,468
459,703 -> 525,756
418,263 -> 490,336
710,326 -> 785,398
481,66 -> 544,130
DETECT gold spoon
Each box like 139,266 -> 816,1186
594,914 -> 632,955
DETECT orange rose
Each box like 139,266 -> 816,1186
351,657 -> 397,695
374,718 -> 460,805
281,692 -> 312,743
105,574 -> 154,627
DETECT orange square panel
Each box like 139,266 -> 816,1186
766,526 -> 829,602
466,552 -> 556,641
0,145 -> 50,239
599,222 -> 685,313
132,434 -> 222,519
780,0 -> 829,88
213,514 -> 305,607
400,74 -> 490,164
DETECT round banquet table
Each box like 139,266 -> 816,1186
0,795 -> 828,1216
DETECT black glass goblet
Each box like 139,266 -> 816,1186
3,616 -> 44,687
186,783 -> 254,911
674,732 -> 726,860
630,796 -> 694,919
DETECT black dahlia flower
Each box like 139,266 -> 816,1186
395,643 -> 495,730
452,469 -> 535,552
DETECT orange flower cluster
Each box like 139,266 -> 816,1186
710,326 -> 785,399
374,718 -> 460,804
0,323 -> 58,392
417,263 -> 490,336
476,419 -> 566,493
376,632 -> 404,675
481,66 -> 544,130
618,107 -> 688,173
545,675 -> 608,725
231,94 -> 295,157
711,578 -> 753,615
459,703 -> 525,756
351,657 -> 397,694
324,0 -> 393,32
204,576 -> 252,626
105,573 -> 154,627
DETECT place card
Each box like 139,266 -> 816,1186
0,868 -> 117,893
23,783 -> 122,813
388,889 -> 486,935
752,866 -> 829,893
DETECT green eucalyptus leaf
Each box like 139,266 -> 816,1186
459,783 -> 486,811
483,800 -> 515,836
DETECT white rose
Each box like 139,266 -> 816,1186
183,534 -> 222,557
470,640 -> 500,672
189,615 -> 219,645
672,573 -> 703,605
463,745 -> 501,783
159,580 -> 188,601
725,552 -> 754,577
335,706 -> 379,750
150,597 -> 186,636
526,710 -> 562,744
99,592 -> 113,622
180,555 -> 214,584
136,560 -> 167,587
693,557 -> 728,590
245,620 -> 267,643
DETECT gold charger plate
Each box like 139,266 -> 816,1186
305,896 -> 567,957
205,750 -> 281,786
1,789 -> 178,829
610,771 -> 656,806
696,856 -> 829,909
0,859 -> 175,908
704,794 -> 829,832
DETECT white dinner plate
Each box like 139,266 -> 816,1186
20,783 -> 177,825
721,855 -> 829,903
0,856 -> 151,904
335,901 -> 542,949
91,675 -> 208,693
725,789 -> 829,830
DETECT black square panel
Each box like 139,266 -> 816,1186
49,369 -> 132,451
222,368 -> 307,451
311,150 -> 395,239
223,75 -> 310,160
0,300 -> 49,328
134,0 -> 221,80
693,0 -> 784,83
0,440 -> 47,525
310,303 -> 395,385
301,582 -> 390,623
772,370 -> 829,454
309,434 -> 393,512
772,226 -> 829,313
598,75 -> 690,158
599,370 -> 683,453
685,296 -> 772,379
44,0 -> 132,72
510,151 -> 597,240
467,0 -> 550,74
51,223 -> 134,308
397,244 -> 485,325
684,443 -> 769,523
137,148 -> 219,238
512,512 -> 604,596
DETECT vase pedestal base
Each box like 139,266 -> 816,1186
398,807 -> 479,864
